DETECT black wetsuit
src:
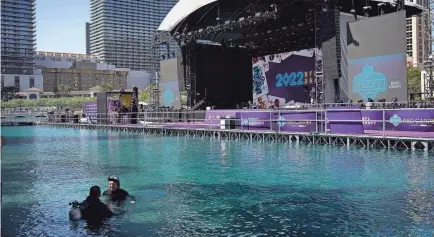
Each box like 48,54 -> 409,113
103,189 -> 133,202
81,196 -> 114,221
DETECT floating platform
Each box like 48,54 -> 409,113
37,122 -> 434,152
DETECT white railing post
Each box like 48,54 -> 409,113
270,110 -> 272,132
382,109 -> 386,137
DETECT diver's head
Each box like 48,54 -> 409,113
89,185 -> 101,198
108,175 -> 120,191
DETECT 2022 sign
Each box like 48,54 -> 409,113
275,71 -> 314,87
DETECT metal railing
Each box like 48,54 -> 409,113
5,107 -> 431,138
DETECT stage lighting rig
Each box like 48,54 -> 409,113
173,9 -> 278,44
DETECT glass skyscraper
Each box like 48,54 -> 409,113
1,0 -> 36,75
89,0 -> 178,71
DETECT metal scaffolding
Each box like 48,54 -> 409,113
183,42 -> 196,107
314,0 -> 338,104
149,31 -> 176,107
422,0 -> 434,99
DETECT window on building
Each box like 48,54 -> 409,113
1,75 -> 4,88
14,76 -> 20,90
406,32 -> 412,38
29,76 -> 35,88
408,51 -> 413,57
51,57 -> 55,61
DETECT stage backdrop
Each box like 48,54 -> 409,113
347,11 -> 407,102
160,58 -> 181,109
252,49 -> 316,108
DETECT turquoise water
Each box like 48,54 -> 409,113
1,126 -> 434,237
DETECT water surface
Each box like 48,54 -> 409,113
1,126 -> 433,236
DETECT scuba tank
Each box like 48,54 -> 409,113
68,201 -> 88,220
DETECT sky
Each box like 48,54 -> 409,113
36,0 -> 89,54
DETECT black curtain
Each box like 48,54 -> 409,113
194,44 -> 252,109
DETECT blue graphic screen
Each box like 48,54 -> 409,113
348,53 -> 407,101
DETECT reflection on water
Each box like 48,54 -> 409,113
1,126 -> 434,236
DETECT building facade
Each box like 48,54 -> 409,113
42,68 -> 128,92
406,16 -> 425,67
35,51 -> 150,92
1,0 -> 36,75
35,51 -> 101,69
86,22 -> 90,55
406,0 -> 432,68
1,0 -> 42,92
89,0 -> 178,71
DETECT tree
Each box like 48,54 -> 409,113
57,84 -> 72,97
138,87 -> 151,103
99,83 -> 113,92
1,97 -> 96,110
180,91 -> 187,106
1,86 -> 17,101
407,67 -> 421,96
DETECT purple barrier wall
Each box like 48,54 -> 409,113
205,108 -> 434,134
326,106 -> 365,134
239,111 -> 272,130
273,111 -> 318,132
360,109 -> 434,132
82,102 -> 97,119
360,110 -> 383,130
385,109 -> 434,132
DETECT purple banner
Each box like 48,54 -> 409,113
273,111 -> 317,132
327,106 -> 364,134
360,110 -> 383,131
240,111 -> 271,129
385,109 -> 434,132
82,102 -> 97,119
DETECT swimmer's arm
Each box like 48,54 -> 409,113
125,190 -> 136,203
128,195 -> 136,203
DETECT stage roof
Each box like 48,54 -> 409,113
158,0 -> 424,32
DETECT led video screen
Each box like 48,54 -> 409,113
252,49 -> 317,108
160,58 -> 181,109
347,11 -> 407,102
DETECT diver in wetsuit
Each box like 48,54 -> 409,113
103,175 -> 135,203
81,186 -> 114,221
